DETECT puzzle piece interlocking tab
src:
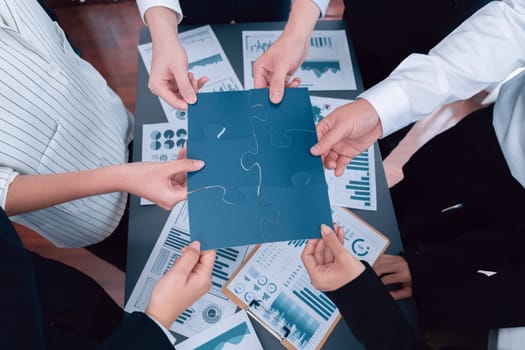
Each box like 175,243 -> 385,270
187,88 -> 332,250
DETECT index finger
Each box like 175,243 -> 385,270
195,249 -> 216,275
301,239 -> 319,271
154,84 -> 189,110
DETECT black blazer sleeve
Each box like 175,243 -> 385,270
326,263 -> 429,350
99,312 -> 174,350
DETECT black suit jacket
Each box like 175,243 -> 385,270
0,207 -> 173,350
327,264 -> 429,350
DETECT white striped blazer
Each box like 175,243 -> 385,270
0,0 -> 133,247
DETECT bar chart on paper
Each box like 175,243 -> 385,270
344,149 -> 374,208
292,274 -> 338,322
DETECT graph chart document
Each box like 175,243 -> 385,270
223,209 -> 388,350
310,96 -> 377,211
138,25 -> 243,133
125,201 -> 251,338
242,30 -> 356,91
140,122 -> 184,206
176,311 -> 264,350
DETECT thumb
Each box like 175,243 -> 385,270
320,224 -> 347,257
310,118 -> 350,156
171,241 -> 201,277
171,159 -> 205,173
173,68 -> 198,105
269,65 -> 289,104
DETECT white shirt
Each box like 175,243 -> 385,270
0,1 -> 133,247
136,0 -> 330,23
360,0 -> 525,188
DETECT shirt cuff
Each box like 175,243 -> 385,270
136,0 -> 183,24
0,168 -> 19,210
359,80 -> 413,138
311,0 -> 329,17
146,314 -> 177,345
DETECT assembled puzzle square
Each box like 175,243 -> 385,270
187,88 -> 332,249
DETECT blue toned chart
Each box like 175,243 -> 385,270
224,241 -> 340,350
331,206 -> 389,266
125,201 -> 252,337
176,311 -> 264,350
242,30 -> 356,91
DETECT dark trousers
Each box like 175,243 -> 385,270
390,106 -> 525,331
0,208 -> 123,350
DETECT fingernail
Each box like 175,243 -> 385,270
186,94 -> 197,104
194,160 -> 205,168
189,241 -> 201,250
270,91 -> 281,103
311,144 -> 320,154
320,224 -> 332,236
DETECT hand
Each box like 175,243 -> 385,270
373,254 -> 413,300
146,7 -> 208,109
118,150 -> 204,210
146,241 -> 216,328
252,0 -> 320,104
310,99 -> 384,176
302,224 -> 365,291
252,33 -> 305,103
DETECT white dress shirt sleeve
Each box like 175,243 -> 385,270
360,0 -> 525,137
0,167 -> 18,210
136,0 -> 183,24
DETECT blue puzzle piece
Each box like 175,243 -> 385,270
259,173 -> 332,242
188,124 -> 259,204
189,91 -> 255,140
188,186 -> 278,250
248,88 -> 315,146
241,128 -> 326,188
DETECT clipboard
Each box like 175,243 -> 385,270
223,209 -> 389,350
223,244 -> 340,350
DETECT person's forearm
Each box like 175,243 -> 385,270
281,0 -> 320,42
145,6 -> 180,47
5,165 -> 127,216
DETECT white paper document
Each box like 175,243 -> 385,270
125,201 -> 251,337
243,30 -> 356,91
176,310 -> 264,350
331,206 -> 389,265
142,122 -> 183,162
138,25 -> 243,129
310,96 -> 377,211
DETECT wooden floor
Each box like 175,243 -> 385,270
18,0 -> 344,308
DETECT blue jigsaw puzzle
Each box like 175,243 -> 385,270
187,88 -> 332,250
